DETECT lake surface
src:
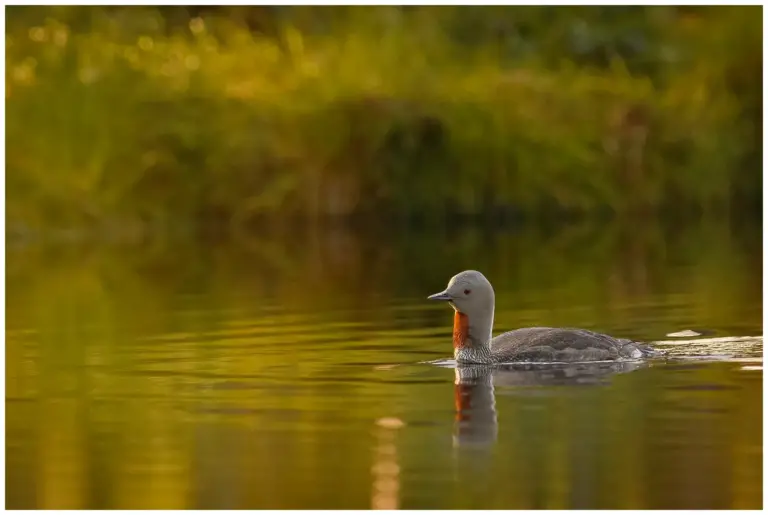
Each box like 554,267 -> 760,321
6,218 -> 763,509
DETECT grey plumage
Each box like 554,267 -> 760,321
488,327 -> 661,363
428,270 -> 665,365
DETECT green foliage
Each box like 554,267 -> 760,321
5,6 -> 762,231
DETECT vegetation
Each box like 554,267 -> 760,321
6,6 -> 762,232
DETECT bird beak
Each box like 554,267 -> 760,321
428,290 -> 452,301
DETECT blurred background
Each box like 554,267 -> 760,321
5,5 -> 763,510
5,5 -> 763,230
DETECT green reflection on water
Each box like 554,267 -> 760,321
6,219 -> 762,509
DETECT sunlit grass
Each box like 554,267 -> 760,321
5,7 -> 761,232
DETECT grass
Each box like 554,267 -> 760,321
5,6 -> 762,233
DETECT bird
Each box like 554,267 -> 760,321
428,270 -> 663,365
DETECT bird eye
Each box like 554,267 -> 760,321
464,289 -> 471,295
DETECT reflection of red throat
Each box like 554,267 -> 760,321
454,382 -> 472,422
453,311 -> 470,350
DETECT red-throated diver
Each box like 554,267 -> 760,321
428,270 -> 662,364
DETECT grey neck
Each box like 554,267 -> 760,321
468,311 -> 494,347
454,309 -> 495,364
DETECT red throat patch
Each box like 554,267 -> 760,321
453,311 -> 470,350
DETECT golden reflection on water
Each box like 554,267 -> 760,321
39,399 -> 86,509
371,417 -> 405,510
6,220 -> 763,509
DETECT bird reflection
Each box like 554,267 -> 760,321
452,361 -> 648,448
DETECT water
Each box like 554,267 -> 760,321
6,218 -> 763,509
